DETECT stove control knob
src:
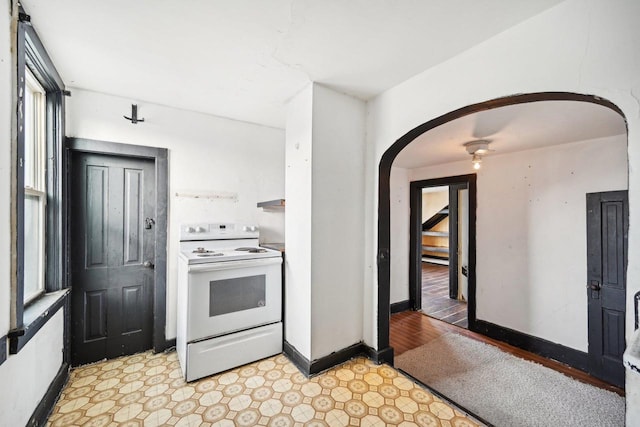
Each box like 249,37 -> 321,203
196,226 -> 206,233
186,226 -> 196,233
244,225 -> 258,232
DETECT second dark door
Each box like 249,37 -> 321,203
70,152 -> 156,365
586,190 -> 628,389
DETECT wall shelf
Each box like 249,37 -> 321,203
422,231 -> 449,237
422,245 -> 449,254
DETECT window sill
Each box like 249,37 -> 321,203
8,289 -> 69,354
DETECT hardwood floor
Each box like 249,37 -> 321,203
422,263 -> 468,327
390,310 -> 625,396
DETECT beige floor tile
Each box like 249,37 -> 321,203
47,352 -> 483,426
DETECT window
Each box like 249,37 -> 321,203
23,68 -> 47,304
9,9 -> 66,352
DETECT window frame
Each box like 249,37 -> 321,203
23,67 -> 47,304
11,12 -> 66,350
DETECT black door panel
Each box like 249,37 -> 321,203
70,153 -> 155,366
587,190 -> 628,389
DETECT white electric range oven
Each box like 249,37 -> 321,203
177,223 -> 282,382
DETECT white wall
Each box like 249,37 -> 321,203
365,0 -> 640,354
0,310 -> 63,427
66,89 -> 286,339
310,84 -> 365,360
284,84 -> 313,357
286,83 -> 366,360
390,136 -> 627,350
389,167 -> 409,304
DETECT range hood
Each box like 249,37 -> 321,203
257,199 -> 285,208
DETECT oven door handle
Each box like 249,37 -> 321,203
188,257 -> 282,272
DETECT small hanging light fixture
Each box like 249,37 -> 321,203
464,140 -> 492,170
471,153 -> 482,170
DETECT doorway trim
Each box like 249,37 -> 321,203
377,92 -> 626,363
65,137 -> 169,352
409,175 -> 476,329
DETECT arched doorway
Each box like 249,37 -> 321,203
377,92 -> 627,376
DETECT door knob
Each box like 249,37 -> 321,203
587,281 -> 601,291
143,261 -> 155,269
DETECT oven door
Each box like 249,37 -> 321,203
186,256 -> 282,342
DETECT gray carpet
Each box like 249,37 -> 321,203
395,333 -> 625,427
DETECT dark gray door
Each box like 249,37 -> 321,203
70,152 -> 156,365
448,183 -> 468,300
587,190 -> 628,388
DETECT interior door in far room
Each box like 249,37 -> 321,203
587,190 -> 628,389
70,152 -> 156,366
457,188 -> 469,302
447,183 -> 468,300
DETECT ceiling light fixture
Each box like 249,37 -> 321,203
471,153 -> 482,170
464,140 -> 492,170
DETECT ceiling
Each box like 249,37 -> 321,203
21,0 -> 563,128
393,100 -> 627,169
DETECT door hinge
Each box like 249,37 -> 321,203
145,218 -> 155,229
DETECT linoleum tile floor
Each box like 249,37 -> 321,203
47,351 -> 483,427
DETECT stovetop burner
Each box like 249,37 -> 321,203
193,247 -> 216,254
235,247 -> 268,253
